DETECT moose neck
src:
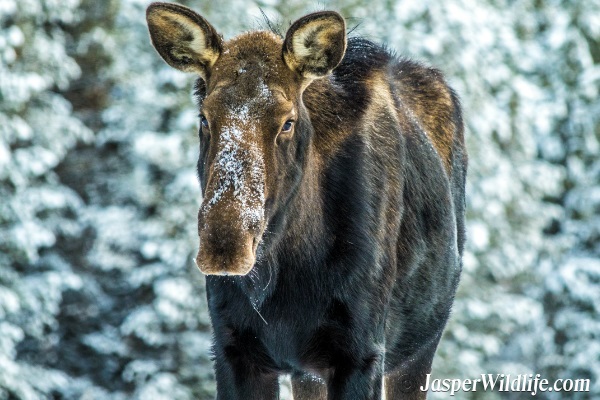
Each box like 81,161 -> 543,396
282,140 -> 325,252
236,76 -> 355,306
272,77 -> 354,264
233,116 -> 325,308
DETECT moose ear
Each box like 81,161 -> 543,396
146,2 -> 222,78
283,11 -> 346,80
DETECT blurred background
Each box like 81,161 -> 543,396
1,0 -> 599,398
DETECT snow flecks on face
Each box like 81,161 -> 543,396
258,80 -> 271,100
203,93 -> 270,231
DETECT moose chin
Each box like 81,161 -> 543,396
147,2 -> 467,399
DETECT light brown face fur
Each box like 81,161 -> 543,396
146,3 -> 346,275
196,33 -> 300,275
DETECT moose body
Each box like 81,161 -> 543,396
147,3 -> 467,399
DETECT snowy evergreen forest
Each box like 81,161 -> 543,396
1,0 -> 599,398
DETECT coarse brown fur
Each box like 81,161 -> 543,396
146,3 -> 467,399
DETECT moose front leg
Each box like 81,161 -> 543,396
213,355 -> 280,400
327,354 -> 384,400
211,324 -> 281,400
384,370 -> 429,400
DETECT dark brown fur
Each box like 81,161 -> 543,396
146,3 -> 467,399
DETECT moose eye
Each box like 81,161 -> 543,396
200,115 -> 209,130
281,120 -> 294,133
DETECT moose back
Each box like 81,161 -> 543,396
146,3 -> 467,399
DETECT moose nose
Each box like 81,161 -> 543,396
195,232 -> 258,276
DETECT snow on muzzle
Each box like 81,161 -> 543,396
195,122 -> 266,276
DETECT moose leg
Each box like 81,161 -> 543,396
327,356 -> 384,400
214,357 -> 280,400
291,373 -> 327,400
383,343 -> 437,400
384,370 -> 429,400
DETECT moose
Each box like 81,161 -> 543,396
146,3 -> 467,399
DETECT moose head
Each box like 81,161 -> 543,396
146,3 -> 346,275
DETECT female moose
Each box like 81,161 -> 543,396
146,3 -> 467,399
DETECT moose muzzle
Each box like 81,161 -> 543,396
195,227 -> 258,276
194,130 -> 266,276
194,177 -> 266,275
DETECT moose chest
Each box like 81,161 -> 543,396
205,264 -> 371,376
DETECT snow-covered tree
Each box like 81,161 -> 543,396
531,1 -> 600,397
0,0 -> 93,398
1,0 -> 598,399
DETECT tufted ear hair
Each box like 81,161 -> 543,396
146,2 -> 222,79
282,11 -> 346,81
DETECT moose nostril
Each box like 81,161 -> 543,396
196,232 -> 258,276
